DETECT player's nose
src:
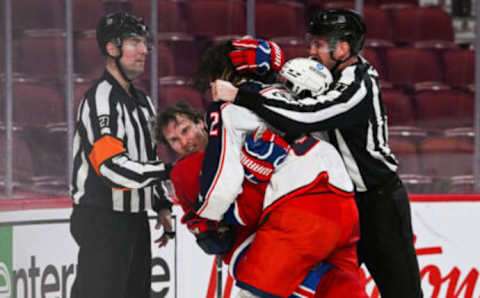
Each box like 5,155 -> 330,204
179,135 -> 189,148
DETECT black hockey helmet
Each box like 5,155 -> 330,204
96,11 -> 150,57
308,9 -> 366,56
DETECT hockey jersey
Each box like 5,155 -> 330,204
194,81 -> 354,222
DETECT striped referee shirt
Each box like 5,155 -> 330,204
71,71 -> 170,212
234,56 -> 398,192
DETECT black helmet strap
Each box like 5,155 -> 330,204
115,55 -> 133,83
327,36 -> 353,74
107,38 -> 133,83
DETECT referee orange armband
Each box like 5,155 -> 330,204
88,135 -> 126,175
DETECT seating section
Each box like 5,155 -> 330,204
1,0 -> 476,195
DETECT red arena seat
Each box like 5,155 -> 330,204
14,30 -> 66,79
0,129 -> 35,184
12,0 -> 64,31
158,76 -> 205,110
11,77 -> 65,127
73,76 -> 96,117
389,134 -> 422,176
391,7 -> 454,46
362,47 -> 385,78
75,30 -> 105,77
131,0 -> 189,33
74,0 -> 105,32
381,87 -> 415,126
271,37 -> 308,60
322,1 -> 355,9
255,1 -> 307,38
442,49 -> 475,88
363,7 -> 393,43
376,0 -> 418,8
142,43 -> 175,80
419,134 -> 473,178
449,175 -> 474,194
187,0 -> 246,37
385,47 -> 443,88
158,33 -> 199,76
414,89 -> 473,131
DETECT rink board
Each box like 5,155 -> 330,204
0,195 -> 479,298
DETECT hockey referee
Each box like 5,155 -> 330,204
211,9 -> 423,298
70,12 -> 173,298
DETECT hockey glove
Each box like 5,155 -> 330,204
181,209 -> 234,255
229,38 -> 285,75
241,128 -> 290,184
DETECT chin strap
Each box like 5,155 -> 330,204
107,41 -> 133,84
329,50 -> 353,74
114,57 -> 132,83
328,37 -> 356,74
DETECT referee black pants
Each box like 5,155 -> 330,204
355,175 -> 423,298
70,206 -> 151,298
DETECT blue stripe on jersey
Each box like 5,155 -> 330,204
196,102 -> 226,211
289,262 -> 335,298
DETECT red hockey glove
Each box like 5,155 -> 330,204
229,38 -> 285,75
240,128 -> 290,184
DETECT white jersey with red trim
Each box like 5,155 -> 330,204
196,82 -> 354,221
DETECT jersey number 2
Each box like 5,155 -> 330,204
209,112 -> 220,136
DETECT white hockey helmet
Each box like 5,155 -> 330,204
279,57 -> 333,98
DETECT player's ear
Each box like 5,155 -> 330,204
106,41 -> 120,58
336,41 -> 351,60
198,119 -> 206,130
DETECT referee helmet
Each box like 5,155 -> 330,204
308,9 -> 366,56
96,11 -> 150,57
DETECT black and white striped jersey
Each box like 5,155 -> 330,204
234,57 -> 398,191
71,71 -> 170,212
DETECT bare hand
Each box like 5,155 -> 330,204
154,208 -> 174,248
210,79 -> 238,102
